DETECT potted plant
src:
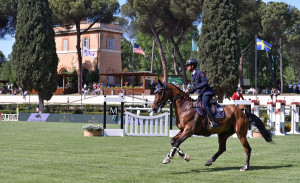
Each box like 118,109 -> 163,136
251,126 -> 263,138
251,125 -> 272,138
82,124 -> 104,137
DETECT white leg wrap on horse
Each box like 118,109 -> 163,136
176,148 -> 185,158
168,147 -> 177,158
163,157 -> 171,164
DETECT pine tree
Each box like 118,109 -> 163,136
199,0 -> 240,101
12,0 -> 58,112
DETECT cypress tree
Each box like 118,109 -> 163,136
199,0 -> 239,101
12,0 -> 58,112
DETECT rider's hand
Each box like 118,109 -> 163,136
185,88 -> 191,95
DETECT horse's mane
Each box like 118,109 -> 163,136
166,83 -> 194,101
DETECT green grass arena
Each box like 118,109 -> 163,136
1,121 -> 299,183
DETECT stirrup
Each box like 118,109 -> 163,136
208,121 -> 219,129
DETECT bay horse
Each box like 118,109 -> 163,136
151,80 -> 272,171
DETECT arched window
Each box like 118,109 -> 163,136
60,69 -> 68,74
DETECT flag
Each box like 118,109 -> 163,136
82,47 -> 96,58
192,39 -> 198,51
133,43 -> 145,56
0,57 -> 5,63
256,38 -> 272,52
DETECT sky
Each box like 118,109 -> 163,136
0,0 -> 299,59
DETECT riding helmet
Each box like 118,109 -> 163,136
237,88 -> 241,91
185,58 -> 198,66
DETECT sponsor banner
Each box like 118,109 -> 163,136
46,114 -> 102,123
22,113 -> 120,124
19,113 -> 31,121
28,113 -> 50,122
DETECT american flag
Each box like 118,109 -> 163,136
133,43 -> 145,56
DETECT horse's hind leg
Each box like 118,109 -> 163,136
238,135 -> 251,171
205,131 -> 234,167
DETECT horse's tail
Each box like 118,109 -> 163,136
246,112 -> 272,143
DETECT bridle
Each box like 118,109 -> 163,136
153,83 -> 168,112
153,82 -> 185,112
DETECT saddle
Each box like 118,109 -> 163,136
192,98 -> 225,119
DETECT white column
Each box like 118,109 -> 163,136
267,102 -> 275,130
288,102 -> 300,134
125,112 -> 129,135
275,100 -> 285,136
251,100 -> 260,117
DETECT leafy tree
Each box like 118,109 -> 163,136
166,0 -> 203,84
121,38 -> 133,71
286,8 -> 300,83
120,4 -> 138,41
262,2 -> 298,92
122,0 -> 203,84
123,0 -> 171,82
236,0 -> 262,86
12,0 -> 58,113
0,0 -> 17,38
86,66 -> 100,84
199,0 -> 240,101
0,52 -> 14,82
49,0 -> 119,93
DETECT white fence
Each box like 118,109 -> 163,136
124,111 -> 169,136
252,100 -> 300,135
1,114 -> 19,121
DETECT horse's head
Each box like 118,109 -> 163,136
152,80 -> 172,113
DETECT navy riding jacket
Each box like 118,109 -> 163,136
190,69 -> 215,97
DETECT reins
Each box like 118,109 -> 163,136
171,93 -> 185,102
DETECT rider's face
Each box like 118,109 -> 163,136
186,65 -> 192,72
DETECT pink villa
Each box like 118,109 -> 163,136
54,22 -> 124,84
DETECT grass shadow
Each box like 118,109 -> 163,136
171,164 -> 293,174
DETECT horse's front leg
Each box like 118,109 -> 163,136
162,131 -> 182,164
163,129 -> 192,164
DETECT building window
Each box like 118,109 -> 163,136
63,40 -> 68,51
60,69 -> 68,74
107,38 -> 115,50
82,38 -> 89,48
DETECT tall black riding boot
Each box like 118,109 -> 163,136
206,107 -> 219,129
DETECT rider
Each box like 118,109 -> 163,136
185,58 -> 219,129
231,88 -> 244,100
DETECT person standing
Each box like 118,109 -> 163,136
231,88 -> 244,100
16,105 -> 20,114
184,58 -> 219,129
288,83 -> 292,93
293,83 -> 297,93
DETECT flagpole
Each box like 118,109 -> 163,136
191,39 -> 193,59
132,43 -> 134,72
81,44 -> 83,113
255,34 -> 257,99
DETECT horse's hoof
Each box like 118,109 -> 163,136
205,159 -> 213,166
163,157 -> 170,164
184,154 -> 190,162
240,165 -> 249,171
